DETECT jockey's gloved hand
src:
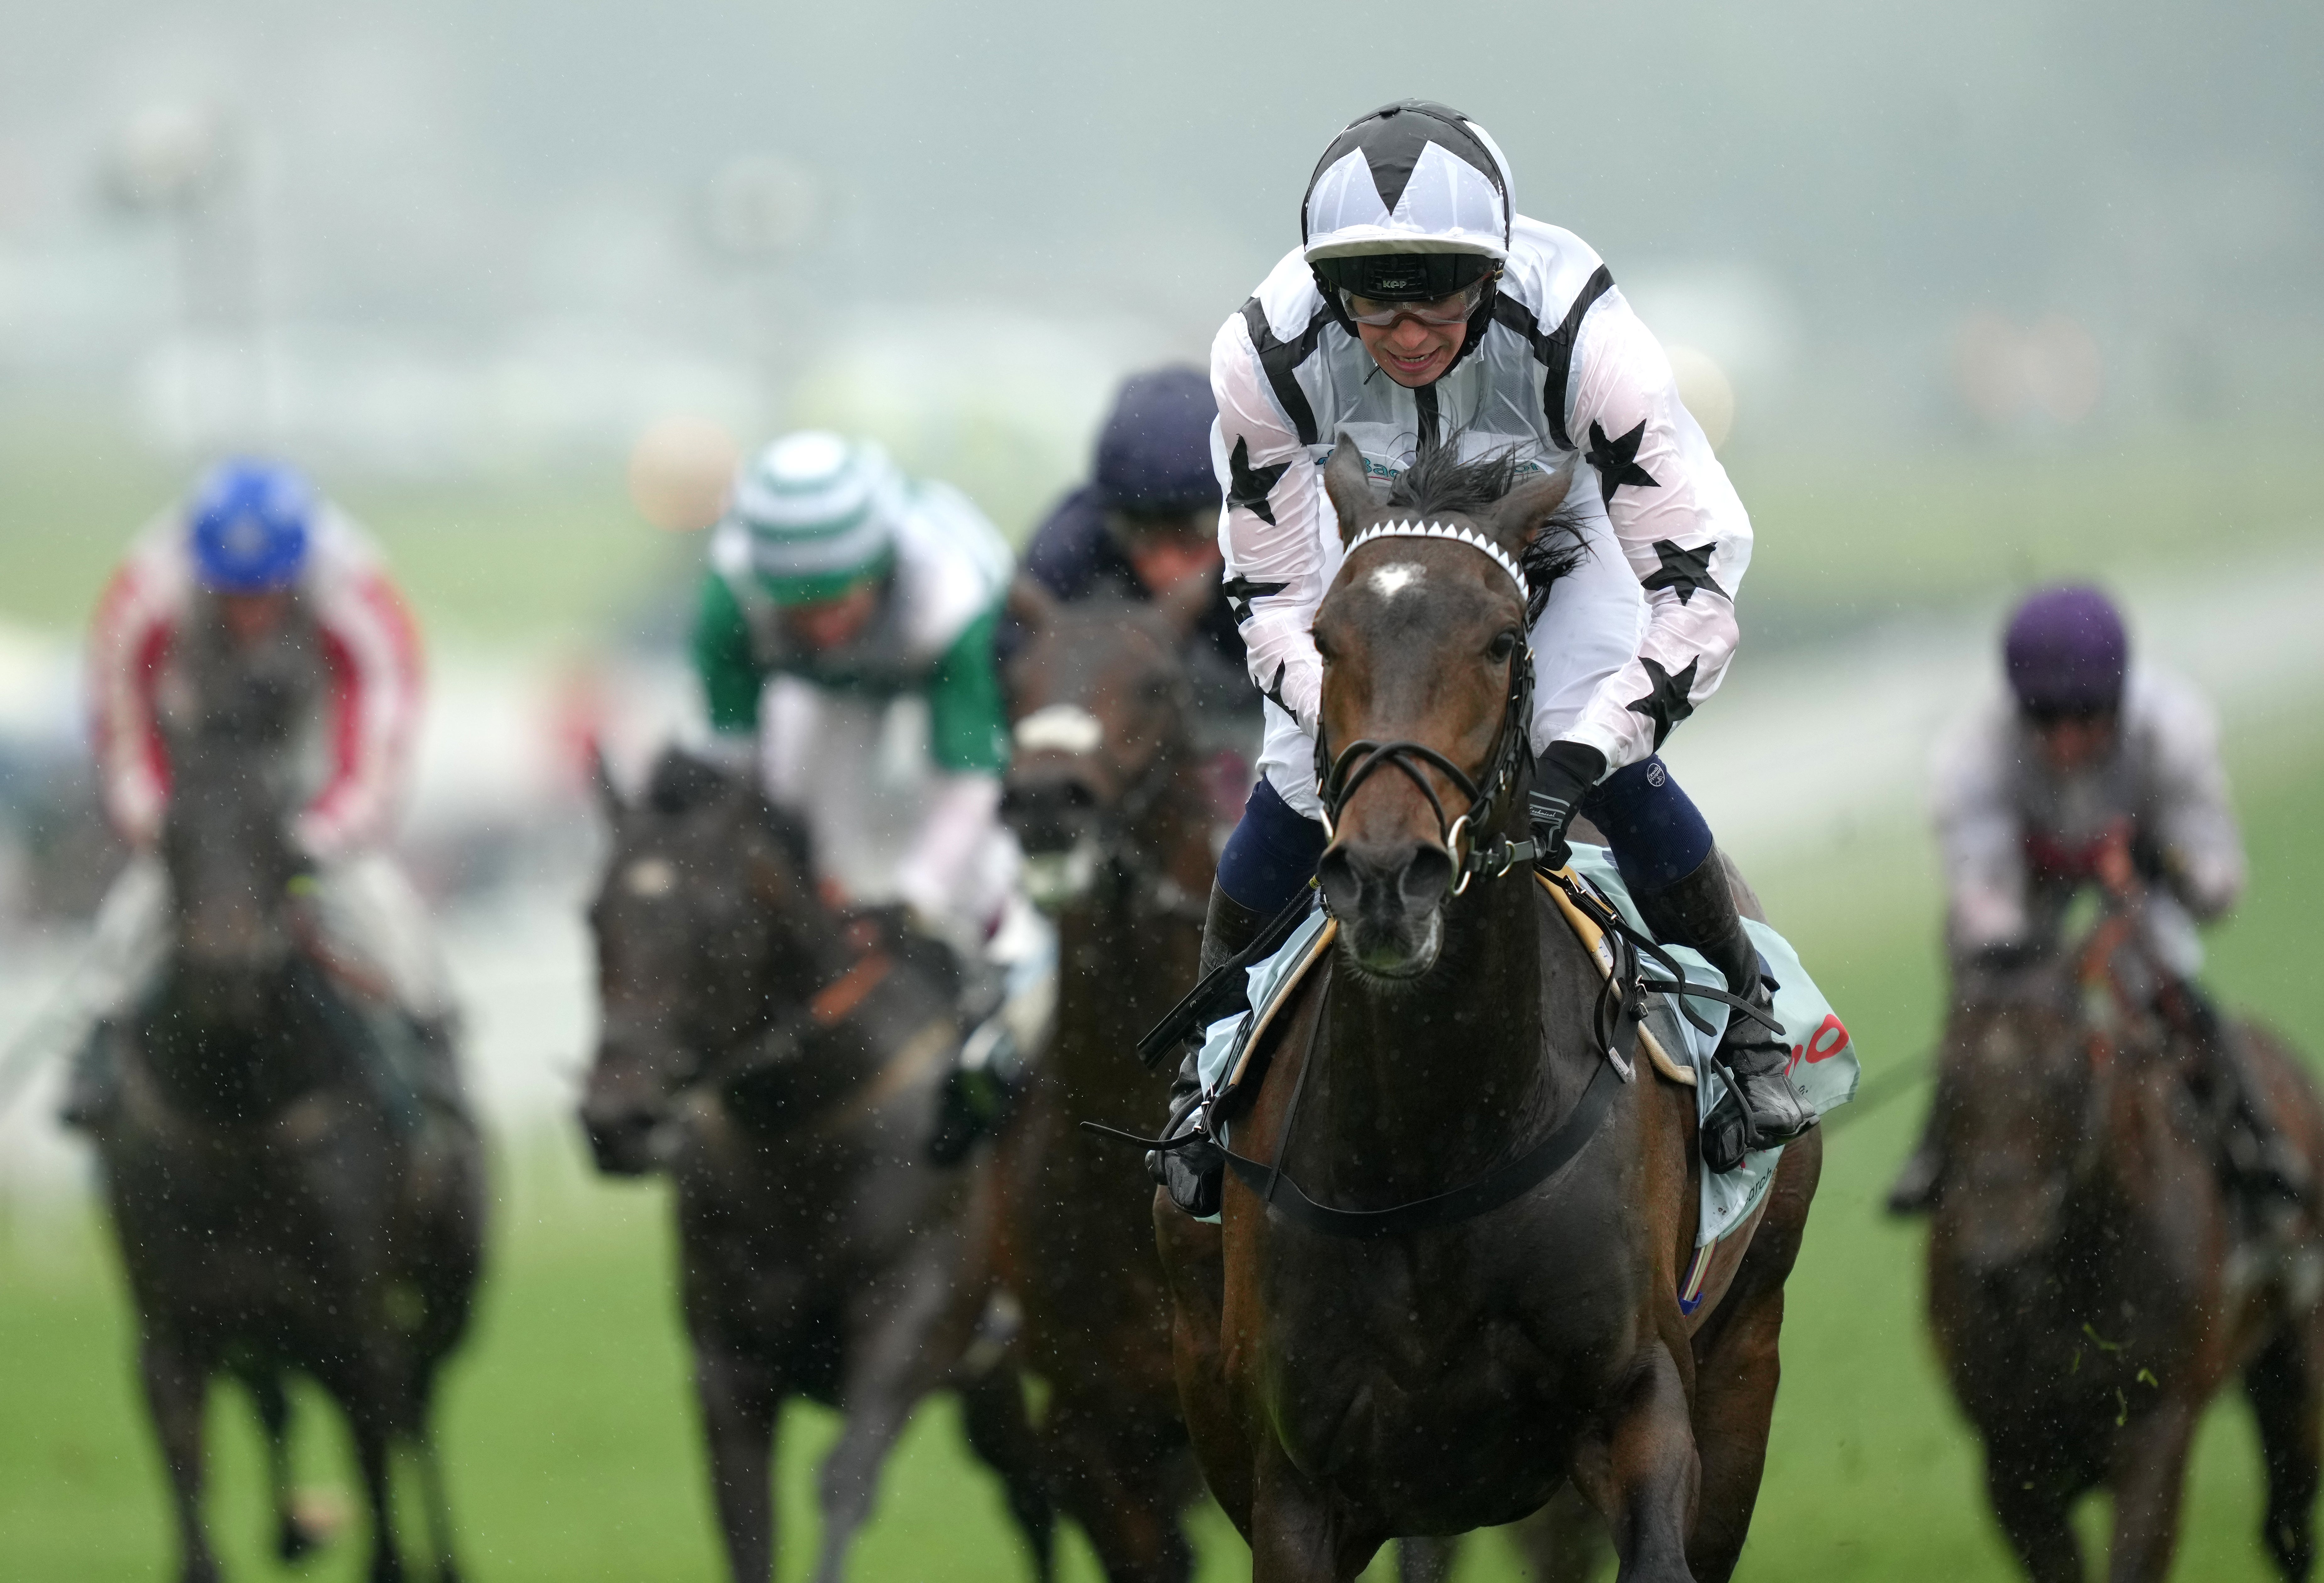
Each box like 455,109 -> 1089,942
1528,741 -> 1607,870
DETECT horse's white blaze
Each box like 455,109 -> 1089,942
624,856 -> 677,898
1368,562 -> 1426,599
1014,704 -> 1105,757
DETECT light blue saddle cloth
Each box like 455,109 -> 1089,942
1194,844 -> 1860,1245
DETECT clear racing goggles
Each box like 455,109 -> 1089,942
1312,251 -> 1501,329
1337,279 -> 1490,328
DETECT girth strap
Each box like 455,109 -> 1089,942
1222,1054 -> 1626,1240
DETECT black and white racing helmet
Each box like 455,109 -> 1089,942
1302,100 -> 1515,303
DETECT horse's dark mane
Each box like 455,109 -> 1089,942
1386,439 -> 1590,620
645,747 -> 815,877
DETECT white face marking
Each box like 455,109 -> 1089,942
1014,704 -> 1105,756
623,856 -> 677,898
1368,562 -> 1426,599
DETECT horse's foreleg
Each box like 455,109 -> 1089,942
692,1342 -> 785,1583
954,1361 -> 1058,1583
1686,1131 -> 1819,1582
1984,1453 -> 2083,1583
347,1398 -> 409,1583
1572,1341 -> 1699,1583
806,1272 -> 955,1583
1396,1535 -> 1459,1582
139,1335 -> 222,1583
1154,1191 -> 1249,1534
1041,1391 -> 1194,1583
2245,1321 -> 2321,1580
236,1363 -> 333,1564
2105,1398 -> 2200,1583
1507,1484 -> 1612,1583
1247,1434 -> 1376,1583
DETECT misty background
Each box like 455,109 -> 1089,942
4,0 -> 2318,481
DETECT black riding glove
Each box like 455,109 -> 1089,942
1529,741 -> 1607,870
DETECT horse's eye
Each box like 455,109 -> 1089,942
1487,630 -> 1519,664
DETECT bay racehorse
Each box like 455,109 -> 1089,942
1928,908 -> 2324,1580
578,748 -> 1053,1583
993,582 -> 1216,1581
95,606 -> 484,1583
1153,437 -> 1822,1582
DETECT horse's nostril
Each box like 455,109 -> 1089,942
1402,844 -> 1454,906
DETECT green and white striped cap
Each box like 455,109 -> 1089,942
725,430 -> 902,605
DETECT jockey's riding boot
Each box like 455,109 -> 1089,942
1884,1114 -> 1946,1217
1145,882 -> 1260,1217
1635,849 -> 1816,1174
930,1015 -> 1020,1166
57,1021 -> 122,1132
2174,981 -> 2310,1233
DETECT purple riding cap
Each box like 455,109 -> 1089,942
2004,584 -> 2129,716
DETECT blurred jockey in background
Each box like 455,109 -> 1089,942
690,430 -> 1048,1158
1889,584 -> 2301,1222
61,458 -> 464,1130
1006,366 -> 1261,771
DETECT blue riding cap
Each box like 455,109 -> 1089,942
2004,584 -> 2129,716
188,459 -> 317,594
1094,367 -> 1221,516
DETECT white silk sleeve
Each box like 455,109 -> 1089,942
893,771 -> 1004,932
2138,670 -> 2245,922
1930,699 -> 2032,953
294,518 -> 424,859
1211,311 -> 1328,736
1561,291 -> 1753,770
86,539 -> 180,851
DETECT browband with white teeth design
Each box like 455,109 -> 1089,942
1345,520 -> 1529,604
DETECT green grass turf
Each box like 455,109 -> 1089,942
4,725 -> 2320,1581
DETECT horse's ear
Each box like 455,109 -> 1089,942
1156,561 -> 1217,638
1322,433 -> 1380,547
1006,575 -> 1059,634
1483,463 -> 1576,556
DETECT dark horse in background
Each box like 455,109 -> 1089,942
93,601 -> 484,1583
995,580 -> 1215,1581
578,750 -> 1053,1583
1155,438 -> 1822,1582
1928,904 -> 2324,1580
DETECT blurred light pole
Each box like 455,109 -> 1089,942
703,153 -> 823,419
102,101 -> 267,452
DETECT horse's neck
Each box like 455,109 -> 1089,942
143,956 -> 336,1123
1313,871 -> 1553,1190
1053,779 -> 1207,1090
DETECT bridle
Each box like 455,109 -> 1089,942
1312,521 -> 1541,895
1014,690 -> 1209,925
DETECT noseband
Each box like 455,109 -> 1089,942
1313,526 -> 1541,895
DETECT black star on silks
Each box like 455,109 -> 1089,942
1260,660 -> 1293,715
1641,540 -> 1724,606
1226,436 -> 1289,526
1220,575 -> 1287,626
1626,655 -> 1698,749
1585,419 -> 1658,504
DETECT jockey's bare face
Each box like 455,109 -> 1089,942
781,579 -> 882,652
1350,291 -> 1471,388
2030,709 -> 2119,775
220,590 -> 293,648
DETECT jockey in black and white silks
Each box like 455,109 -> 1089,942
1149,101 -> 1812,1213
